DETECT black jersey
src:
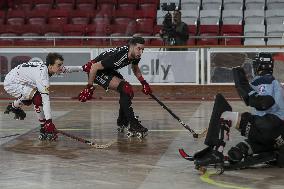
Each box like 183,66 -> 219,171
94,46 -> 140,70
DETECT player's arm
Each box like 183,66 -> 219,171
78,62 -> 104,102
132,64 -> 152,95
132,64 -> 143,79
88,61 -> 104,85
233,67 -> 275,111
36,72 -> 52,120
60,66 -> 83,73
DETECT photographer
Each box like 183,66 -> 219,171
161,10 -> 189,51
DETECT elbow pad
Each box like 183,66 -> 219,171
249,93 -> 275,111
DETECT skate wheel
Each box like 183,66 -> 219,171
38,134 -> 46,141
126,131 -> 133,138
117,127 -> 124,133
136,132 -> 143,139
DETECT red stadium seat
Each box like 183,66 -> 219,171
188,25 -> 198,36
92,17 -> 111,26
69,10 -> 94,25
0,25 -> 22,36
117,1 -> 138,14
139,3 -> 157,19
85,24 -> 109,45
0,10 -> 5,25
187,39 -> 196,45
220,25 -> 243,45
11,0 -> 33,11
55,0 -> 75,10
97,0 -> 117,4
76,0 -> 96,10
96,3 -> 115,18
139,0 -> 159,8
6,10 -> 25,25
197,25 -> 219,45
63,24 -> 86,36
118,0 -> 138,4
112,17 -> 136,35
33,0 -> 54,10
47,9 -> 69,25
42,24 -> 63,41
26,10 -> 48,25
136,18 -> 154,34
116,3 -> 137,18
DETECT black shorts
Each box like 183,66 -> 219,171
94,70 -> 124,90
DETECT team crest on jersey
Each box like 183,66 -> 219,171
258,85 -> 266,94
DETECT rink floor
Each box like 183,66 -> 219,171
0,99 -> 283,189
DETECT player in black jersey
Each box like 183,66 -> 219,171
78,36 -> 151,138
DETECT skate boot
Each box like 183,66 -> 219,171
38,124 -> 48,141
194,149 -> 224,174
4,103 -> 26,120
127,116 -> 148,139
117,115 -> 129,133
38,121 -> 58,141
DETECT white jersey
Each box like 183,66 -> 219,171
4,57 -> 83,120
7,60 -> 50,94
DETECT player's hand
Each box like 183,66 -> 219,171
82,60 -> 95,73
78,84 -> 95,102
140,80 -> 152,95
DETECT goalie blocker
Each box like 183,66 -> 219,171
232,67 -> 275,111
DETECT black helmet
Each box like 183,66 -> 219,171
252,53 -> 274,76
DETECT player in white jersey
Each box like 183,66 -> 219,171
4,53 -> 83,140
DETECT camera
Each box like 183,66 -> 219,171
160,3 -> 177,45
161,3 -> 176,12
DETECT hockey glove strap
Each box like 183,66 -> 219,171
138,76 -> 152,95
78,84 -> 95,102
43,119 -> 57,134
82,60 -> 96,73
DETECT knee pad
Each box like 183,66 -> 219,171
32,92 -> 43,106
21,100 -> 33,106
228,141 -> 252,163
117,81 -> 134,99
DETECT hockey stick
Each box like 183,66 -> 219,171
57,130 -> 114,149
149,93 -> 207,138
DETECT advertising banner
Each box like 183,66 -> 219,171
119,51 -> 199,84
0,48 -> 199,84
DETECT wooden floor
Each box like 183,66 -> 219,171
0,99 -> 283,189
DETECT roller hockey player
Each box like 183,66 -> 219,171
180,53 -> 284,174
78,36 -> 151,139
4,53 -> 84,141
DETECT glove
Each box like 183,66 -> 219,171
138,76 -> 152,95
78,84 -> 95,102
43,119 -> 57,134
82,60 -> 96,73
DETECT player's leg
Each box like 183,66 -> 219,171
93,70 -> 129,131
108,76 -> 148,138
3,81 -> 35,120
228,113 -> 284,163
